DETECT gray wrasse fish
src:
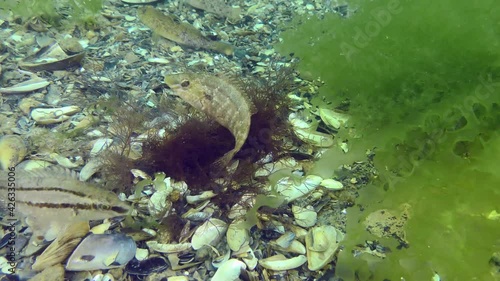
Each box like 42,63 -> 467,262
164,73 -> 255,170
0,167 -> 130,253
137,6 -> 234,55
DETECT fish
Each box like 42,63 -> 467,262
0,167 -> 130,253
164,73 -> 254,170
184,0 -> 241,22
137,6 -> 234,56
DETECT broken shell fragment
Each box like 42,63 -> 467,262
186,190 -> 217,204
292,205 -> 317,228
305,225 -> 343,271
258,254 -> 307,271
32,221 -> 89,271
212,259 -> 246,281
66,233 -> 136,271
318,107 -> 349,129
191,218 -> 227,250
31,106 -> 81,125
320,178 -> 344,190
0,77 -> 50,94
0,135 -> 27,170
146,241 -> 192,254
294,128 -> 334,147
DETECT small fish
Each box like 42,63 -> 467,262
164,73 -> 254,169
0,167 -> 130,250
137,6 -> 234,55
184,0 -> 241,22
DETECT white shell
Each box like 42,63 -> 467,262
305,225 -> 343,271
233,244 -> 258,270
0,77 -> 50,94
191,218 -> 228,250
318,108 -> 349,129
292,205 -> 317,228
274,232 -> 296,248
259,254 -> 307,270
186,190 -> 217,204
293,128 -> 334,147
146,241 -> 192,253
276,175 -> 323,202
320,178 -> 344,190
226,220 -> 250,251
90,138 -> 113,157
211,259 -> 246,281
79,158 -> 103,181
31,106 -> 80,124
135,248 -> 149,261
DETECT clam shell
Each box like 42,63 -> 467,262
66,234 -> 136,271
212,259 -> 246,281
191,218 -> 227,250
276,175 -> 323,202
305,225 -> 343,271
226,220 -> 250,251
19,42 -> 85,72
31,106 -> 81,125
0,77 -> 50,94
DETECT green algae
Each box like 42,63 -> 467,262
275,0 -> 500,279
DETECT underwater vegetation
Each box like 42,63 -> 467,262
99,66 -> 299,212
0,0 -> 103,26
276,0 -> 500,280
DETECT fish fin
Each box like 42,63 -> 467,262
23,166 -> 80,181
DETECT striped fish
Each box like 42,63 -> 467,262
0,167 -> 130,250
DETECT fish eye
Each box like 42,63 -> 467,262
181,80 -> 190,87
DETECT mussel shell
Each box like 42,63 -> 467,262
125,256 -> 169,276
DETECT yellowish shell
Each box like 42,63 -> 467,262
0,135 -> 27,170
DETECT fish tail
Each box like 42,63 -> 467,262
209,151 -> 235,177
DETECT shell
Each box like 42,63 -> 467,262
226,220 -> 250,251
274,232 -> 296,248
0,77 -> 50,94
186,190 -> 217,204
211,259 -> 246,281
19,41 -> 85,72
66,234 -> 136,271
31,106 -> 80,124
320,178 -> 344,190
292,205 -> 317,228
305,225 -> 343,271
258,254 -> 307,271
293,128 -> 334,147
276,175 -> 323,202
191,218 -> 228,250
146,241 -> 192,253
0,135 -> 27,170
318,107 -> 349,129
